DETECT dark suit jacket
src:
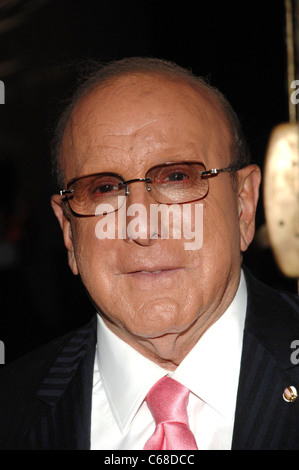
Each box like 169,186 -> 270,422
0,267 -> 299,450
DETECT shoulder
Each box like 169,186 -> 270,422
0,316 -> 97,448
0,316 -> 97,409
243,264 -> 299,317
242,265 -> 299,367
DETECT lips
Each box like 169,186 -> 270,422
126,266 -> 181,275
140,270 -> 163,274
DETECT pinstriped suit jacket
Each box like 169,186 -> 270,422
0,267 -> 299,450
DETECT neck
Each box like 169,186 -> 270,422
102,306 -> 227,370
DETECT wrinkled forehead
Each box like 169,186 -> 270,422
60,74 -> 231,178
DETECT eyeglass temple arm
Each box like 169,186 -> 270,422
60,189 -> 74,196
200,166 -> 235,176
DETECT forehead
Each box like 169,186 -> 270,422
60,74 -> 231,179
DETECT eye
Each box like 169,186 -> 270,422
165,170 -> 188,182
153,165 -> 192,184
89,176 -> 122,196
94,182 -> 118,194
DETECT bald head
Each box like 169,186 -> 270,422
51,57 -> 250,188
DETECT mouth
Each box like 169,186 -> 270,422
126,267 -> 181,276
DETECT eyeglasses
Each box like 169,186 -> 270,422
59,161 -> 238,217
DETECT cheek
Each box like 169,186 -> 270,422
187,192 -> 241,283
72,219 -> 115,288
203,184 -> 240,246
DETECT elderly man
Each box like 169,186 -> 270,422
0,57 -> 299,450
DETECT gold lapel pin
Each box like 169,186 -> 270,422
283,386 -> 298,402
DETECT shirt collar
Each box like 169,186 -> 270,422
96,316 -> 167,432
96,269 -> 247,430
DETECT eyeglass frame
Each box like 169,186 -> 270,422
59,160 -> 242,218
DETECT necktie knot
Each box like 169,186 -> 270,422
146,376 -> 190,425
144,376 -> 198,450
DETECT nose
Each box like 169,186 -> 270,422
122,180 -> 160,245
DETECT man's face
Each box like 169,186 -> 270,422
52,74 -> 260,365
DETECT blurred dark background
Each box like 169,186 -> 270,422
0,0 -> 298,363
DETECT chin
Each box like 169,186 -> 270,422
125,309 -> 196,340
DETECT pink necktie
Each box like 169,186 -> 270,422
144,377 -> 198,450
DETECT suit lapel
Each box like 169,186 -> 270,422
232,268 -> 299,449
25,316 -> 97,449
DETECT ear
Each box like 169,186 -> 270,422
51,194 -> 79,275
237,164 -> 261,252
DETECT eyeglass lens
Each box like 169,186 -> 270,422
66,162 -> 208,216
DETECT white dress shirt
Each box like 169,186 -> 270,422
90,270 -> 247,450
